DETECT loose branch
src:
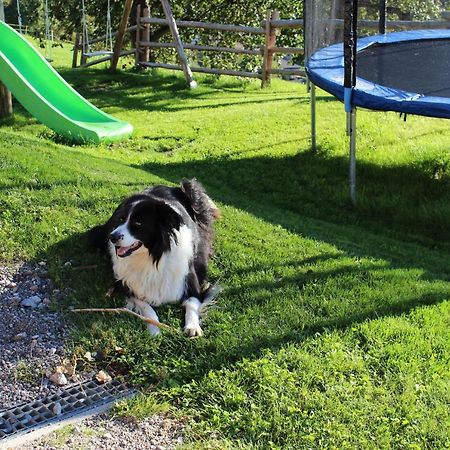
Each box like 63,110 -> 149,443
72,307 -> 174,331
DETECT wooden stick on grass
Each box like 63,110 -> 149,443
72,307 -> 174,331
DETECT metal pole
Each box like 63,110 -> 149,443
0,0 -> 5,22
348,107 -> 357,205
311,82 -> 317,151
379,0 -> 386,34
16,0 -> 22,33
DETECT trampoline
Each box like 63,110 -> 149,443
304,0 -> 450,203
306,29 -> 450,119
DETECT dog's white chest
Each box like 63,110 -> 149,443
109,226 -> 194,306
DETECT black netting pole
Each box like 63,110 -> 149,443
343,0 -> 352,89
303,0 -> 307,60
343,0 -> 359,205
351,0 -> 358,87
379,0 -> 386,34
343,0 -> 358,111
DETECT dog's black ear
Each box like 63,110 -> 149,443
151,203 -> 183,265
87,224 -> 109,253
159,203 -> 182,232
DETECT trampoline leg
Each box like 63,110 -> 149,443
311,83 -> 316,151
348,108 -> 357,205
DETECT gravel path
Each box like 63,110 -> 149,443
0,261 -> 70,408
1,261 -> 185,450
19,413 -> 185,450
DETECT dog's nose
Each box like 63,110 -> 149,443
109,232 -> 123,244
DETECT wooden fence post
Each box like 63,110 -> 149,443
160,0 -> 196,88
72,33 -> 80,68
110,0 -> 134,71
80,43 -> 87,66
135,4 -> 141,65
0,81 -> 12,119
261,10 -> 279,88
142,4 -> 150,63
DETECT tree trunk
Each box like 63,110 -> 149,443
0,82 -> 12,118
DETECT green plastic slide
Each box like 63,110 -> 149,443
0,22 -> 133,143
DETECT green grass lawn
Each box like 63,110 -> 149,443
0,41 -> 449,449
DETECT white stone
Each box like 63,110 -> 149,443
49,372 -> 68,386
21,295 -> 42,308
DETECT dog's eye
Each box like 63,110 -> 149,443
133,220 -> 142,226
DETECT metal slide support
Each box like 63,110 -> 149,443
0,0 -> 5,21
311,82 -> 317,151
348,108 -> 357,205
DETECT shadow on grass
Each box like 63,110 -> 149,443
135,150 -> 450,251
55,68 -> 329,113
32,141 -> 450,384
41,227 -> 450,384
7,67 -> 447,383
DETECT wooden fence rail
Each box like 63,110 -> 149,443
74,11 -> 450,85
140,17 -> 266,34
135,10 -> 304,87
261,16 -> 450,30
139,41 -> 262,56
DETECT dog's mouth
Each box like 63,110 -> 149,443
115,241 -> 142,258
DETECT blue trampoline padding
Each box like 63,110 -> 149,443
306,29 -> 450,119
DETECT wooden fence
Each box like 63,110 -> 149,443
73,11 -> 450,86
135,10 -> 304,87
73,10 -> 305,86
6,23 -> 29,34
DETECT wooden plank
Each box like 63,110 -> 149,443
260,17 -> 450,31
262,18 -> 303,29
261,10 -> 279,88
272,46 -> 304,55
140,62 -> 261,78
139,41 -> 262,55
332,18 -> 450,30
141,17 -> 265,34
261,11 -> 271,88
160,0 -> 196,88
269,68 -> 305,75
110,0 -> 134,71
72,33 -> 80,68
135,4 -> 141,65
142,5 -> 150,63
83,50 -> 134,67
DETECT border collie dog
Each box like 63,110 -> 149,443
88,179 -> 220,337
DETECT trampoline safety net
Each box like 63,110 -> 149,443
304,0 -> 345,60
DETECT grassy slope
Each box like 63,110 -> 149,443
0,42 -> 449,449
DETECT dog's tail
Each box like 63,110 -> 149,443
199,283 -> 222,316
180,178 -> 221,227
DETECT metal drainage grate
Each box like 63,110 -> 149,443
0,379 -> 136,441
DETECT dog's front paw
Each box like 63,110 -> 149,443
147,324 -> 161,337
184,324 -> 203,337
